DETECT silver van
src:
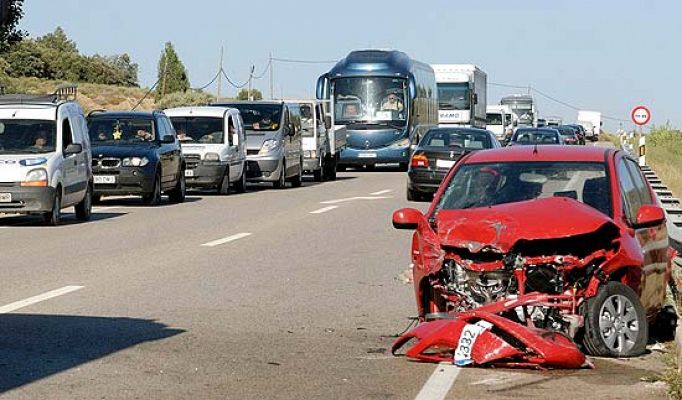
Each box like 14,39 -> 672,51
212,101 -> 303,188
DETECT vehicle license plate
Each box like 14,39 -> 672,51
185,169 -> 194,177
94,175 -> 116,184
453,320 -> 492,366
358,152 -> 377,158
0,193 -> 11,203
436,159 -> 456,169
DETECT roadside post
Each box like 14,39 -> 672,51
631,105 -> 651,166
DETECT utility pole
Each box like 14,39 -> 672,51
269,52 -> 274,100
248,65 -> 255,101
161,55 -> 169,97
217,46 -> 224,100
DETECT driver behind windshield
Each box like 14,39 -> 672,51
381,92 -> 404,112
30,130 -> 49,150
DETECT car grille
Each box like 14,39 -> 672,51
185,154 -> 201,169
246,149 -> 260,156
95,158 -> 121,169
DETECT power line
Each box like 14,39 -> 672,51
191,68 -> 222,91
251,59 -> 271,80
221,68 -> 250,89
131,78 -> 160,111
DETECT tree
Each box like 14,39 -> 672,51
4,40 -> 46,78
156,42 -> 189,100
237,88 -> 262,101
0,0 -> 26,52
35,27 -> 77,54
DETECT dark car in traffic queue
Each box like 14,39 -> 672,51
554,125 -> 581,145
508,127 -> 565,146
565,123 -> 587,144
407,127 -> 500,201
87,111 -> 186,205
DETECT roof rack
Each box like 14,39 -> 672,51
54,83 -> 78,101
0,83 -> 78,106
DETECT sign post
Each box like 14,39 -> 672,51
631,105 -> 651,166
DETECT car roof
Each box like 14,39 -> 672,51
164,106 -> 232,118
427,127 -> 488,133
88,111 -> 159,119
212,101 -> 283,106
464,145 -> 613,163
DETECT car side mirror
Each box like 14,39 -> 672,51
287,124 -> 296,136
392,208 -> 424,230
162,135 -> 175,143
633,204 -> 666,229
64,143 -> 82,156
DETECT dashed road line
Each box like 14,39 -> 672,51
320,196 -> 392,205
414,363 -> 461,400
201,232 -> 252,247
0,286 -> 84,314
371,189 -> 393,195
309,206 -> 339,214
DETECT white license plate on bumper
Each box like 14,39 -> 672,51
0,193 -> 11,203
436,159 -> 456,169
185,169 -> 194,177
358,152 -> 377,158
94,175 -> 116,184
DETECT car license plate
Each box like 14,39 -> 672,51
185,169 -> 194,177
453,320 -> 492,366
94,175 -> 116,184
0,193 -> 11,203
436,159 -> 456,169
358,152 -> 377,158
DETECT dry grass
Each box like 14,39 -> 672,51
648,145 -> 682,198
6,77 -> 155,113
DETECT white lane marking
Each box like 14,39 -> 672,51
93,206 -> 121,212
321,196 -> 392,205
0,286 -> 84,314
414,363 -> 461,400
309,206 -> 339,214
201,232 -> 252,248
371,189 -> 393,195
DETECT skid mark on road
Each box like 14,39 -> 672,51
0,286 -> 84,314
321,196 -> 392,205
414,363 -> 461,400
309,206 -> 339,214
201,232 -> 252,247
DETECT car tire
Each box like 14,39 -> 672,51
323,156 -> 337,181
168,170 -> 186,203
313,168 -> 323,182
407,188 -> 423,202
43,189 -> 61,226
218,168 -> 231,195
582,282 -> 648,357
234,163 -> 247,193
143,172 -> 162,206
399,162 -> 409,172
273,159 -> 286,189
290,158 -> 303,188
75,183 -> 93,221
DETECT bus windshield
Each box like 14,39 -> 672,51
437,82 -> 469,110
333,77 -> 407,126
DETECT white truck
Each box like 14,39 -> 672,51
485,104 -> 512,141
295,100 -> 346,181
433,64 -> 487,128
577,110 -> 602,141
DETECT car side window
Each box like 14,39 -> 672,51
625,159 -> 653,206
155,118 -> 166,139
62,117 -> 73,151
226,115 -> 234,146
617,158 -> 641,224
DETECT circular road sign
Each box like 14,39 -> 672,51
631,105 -> 651,126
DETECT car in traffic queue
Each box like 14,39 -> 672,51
508,127 -> 564,146
407,127 -> 500,201
87,111 -> 186,205
554,124 -> 581,145
165,106 -> 247,194
0,89 -> 93,225
566,123 -> 587,145
212,101 -> 303,189
392,145 -> 673,360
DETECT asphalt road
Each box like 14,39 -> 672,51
0,165 -> 670,399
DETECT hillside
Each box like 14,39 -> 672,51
5,77 -> 155,112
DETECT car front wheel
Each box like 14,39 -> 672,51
143,172 -> 162,206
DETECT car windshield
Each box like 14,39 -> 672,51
505,103 -> 534,125
421,129 -> 490,150
556,127 -> 575,136
170,117 -> 225,144
438,82 -> 469,110
512,129 -> 559,145
436,162 -> 611,216
88,119 -> 155,144
333,77 -> 407,126
299,103 -> 316,137
224,104 -> 282,134
0,120 -> 56,154
486,113 -> 503,125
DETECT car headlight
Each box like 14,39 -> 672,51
259,139 -> 279,155
389,138 -> 411,148
22,168 -> 48,187
122,157 -> 149,167
304,150 -> 317,159
204,153 -> 220,162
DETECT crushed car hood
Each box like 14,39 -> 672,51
436,197 -> 617,254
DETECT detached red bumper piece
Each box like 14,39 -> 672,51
392,310 -> 588,369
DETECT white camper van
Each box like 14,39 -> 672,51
0,90 -> 93,225
165,106 -> 247,194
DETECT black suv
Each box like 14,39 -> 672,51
87,111 -> 186,205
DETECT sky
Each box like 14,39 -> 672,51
18,0 -> 682,131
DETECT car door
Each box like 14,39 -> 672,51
616,156 -> 668,313
59,113 -> 79,206
70,113 -> 89,201
289,104 -> 303,169
224,114 -> 239,181
233,112 -> 246,177
155,117 -> 173,187
163,117 -> 182,179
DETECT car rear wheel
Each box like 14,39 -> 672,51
290,158 -> 303,188
218,168 -> 230,195
582,282 -> 648,357
324,157 -> 337,181
43,190 -> 61,226
143,172 -> 162,206
273,159 -> 286,189
75,183 -> 93,221
233,163 -> 247,193
313,167 -> 323,182
168,171 -> 186,203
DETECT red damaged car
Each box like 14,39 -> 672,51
392,145 -> 674,368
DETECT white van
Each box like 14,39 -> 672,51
165,106 -> 247,194
0,92 -> 93,225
